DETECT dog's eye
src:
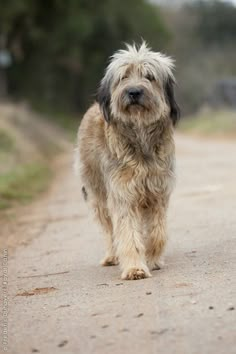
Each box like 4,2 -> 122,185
145,74 -> 155,82
121,75 -> 128,81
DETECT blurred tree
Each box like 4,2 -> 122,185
191,0 -> 236,45
163,0 -> 236,114
0,0 -> 169,114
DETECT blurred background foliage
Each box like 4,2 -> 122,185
0,0 -> 236,116
164,0 -> 236,114
0,0 -> 168,114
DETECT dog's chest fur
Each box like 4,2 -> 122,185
104,120 -> 175,205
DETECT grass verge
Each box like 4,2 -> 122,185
31,101 -> 79,141
0,163 -> 52,210
179,110 -> 236,138
0,129 -> 15,152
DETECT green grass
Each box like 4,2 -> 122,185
31,100 -> 79,140
179,110 -> 236,137
0,163 -> 52,210
0,129 -> 15,152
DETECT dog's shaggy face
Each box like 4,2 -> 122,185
97,42 -> 180,126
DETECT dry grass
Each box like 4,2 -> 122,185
179,109 -> 236,138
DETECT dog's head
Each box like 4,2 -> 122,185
97,42 -> 180,126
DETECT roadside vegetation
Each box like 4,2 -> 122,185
0,104 -> 70,212
179,109 -> 236,138
0,162 -> 51,210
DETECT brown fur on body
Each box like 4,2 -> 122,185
76,43 -> 180,280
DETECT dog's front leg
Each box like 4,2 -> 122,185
146,206 -> 167,270
110,201 -> 151,280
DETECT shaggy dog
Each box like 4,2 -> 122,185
76,42 -> 180,280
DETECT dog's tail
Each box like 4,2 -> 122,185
82,186 -> 88,201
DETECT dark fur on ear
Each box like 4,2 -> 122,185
165,78 -> 180,126
96,76 -> 112,123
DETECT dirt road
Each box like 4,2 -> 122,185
4,134 -> 236,354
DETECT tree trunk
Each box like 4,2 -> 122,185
0,68 -> 7,100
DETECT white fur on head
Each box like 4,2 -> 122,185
103,41 -> 175,85
97,41 -> 180,125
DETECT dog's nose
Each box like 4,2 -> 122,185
127,88 -> 143,101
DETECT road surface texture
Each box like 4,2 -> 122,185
4,134 -> 236,354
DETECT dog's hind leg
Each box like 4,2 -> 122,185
146,207 -> 167,270
94,203 -> 118,266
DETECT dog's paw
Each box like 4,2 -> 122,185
147,257 -> 165,271
101,255 -> 119,266
148,261 -> 162,271
121,267 -> 151,280
151,264 -> 161,271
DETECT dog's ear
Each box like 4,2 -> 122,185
96,76 -> 112,123
165,77 -> 180,126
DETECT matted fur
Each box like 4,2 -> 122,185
76,42 -> 180,280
